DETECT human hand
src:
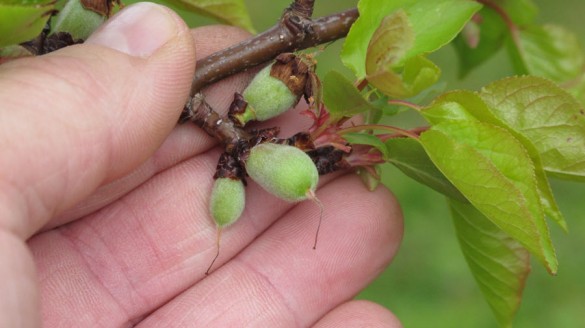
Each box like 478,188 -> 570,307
0,3 -> 403,327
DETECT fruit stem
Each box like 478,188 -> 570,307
307,189 -> 324,250
205,227 -> 223,275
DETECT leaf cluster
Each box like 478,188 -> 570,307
322,0 -> 585,326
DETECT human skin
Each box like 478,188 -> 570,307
0,3 -> 403,327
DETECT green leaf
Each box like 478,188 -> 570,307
356,165 -> 381,192
365,10 -> 413,76
420,121 -> 557,274
369,52 -> 441,98
341,0 -> 481,78
450,199 -> 530,328
386,138 -> 467,202
165,0 -> 254,33
424,89 -> 568,231
497,0 -> 538,26
322,71 -> 376,119
0,44 -> 32,62
568,74 -> 585,106
480,76 -> 585,181
343,132 -> 389,160
369,94 -> 400,118
364,10 -> 439,99
453,8 -> 507,78
423,90 -> 494,125
508,24 -> 584,83
0,0 -> 55,47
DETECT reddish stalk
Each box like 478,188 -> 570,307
338,124 -> 421,140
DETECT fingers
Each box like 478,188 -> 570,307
0,230 -> 39,327
31,146 -> 339,326
0,3 -> 196,238
314,300 -> 402,328
48,26 -> 255,229
138,175 -> 404,327
31,144 -> 402,326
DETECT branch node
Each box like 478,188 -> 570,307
287,0 -> 316,18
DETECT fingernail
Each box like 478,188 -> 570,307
86,3 -> 178,57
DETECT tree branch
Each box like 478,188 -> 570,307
189,7 -> 358,95
181,3 -> 361,178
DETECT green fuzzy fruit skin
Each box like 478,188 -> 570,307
246,143 -> 318,202
241,64 -> 299,122
210,178 -> 245,227
52,0 -> 106,40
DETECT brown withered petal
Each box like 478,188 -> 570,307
214,152 -> 247,183
270,53 -> 310,98
20,32 -> 83,55
281,132 -> 315,151
227,92 -> 248,126
306,146 -> 350,175
81,0 -> 121,17
304,70 -> 322,107
248,127 -> 281,146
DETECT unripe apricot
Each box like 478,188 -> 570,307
209,177 -> 245,227
52,0 -> 107,40
246,143 -> 318,202
236,64 -> 300,125
206,177 -> 245,275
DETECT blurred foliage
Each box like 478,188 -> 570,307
126,0 -> 585,326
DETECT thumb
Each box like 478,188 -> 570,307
0,2 -> 196,238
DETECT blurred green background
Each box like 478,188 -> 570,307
143,0 -> 585,326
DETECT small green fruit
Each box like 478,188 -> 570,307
206,177 -> 245,275
237,63 -> 300,124
246,143 -> 318,202
52,0 -> 106,40
209,177 -> 245,227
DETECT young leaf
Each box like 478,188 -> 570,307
356,166 -> 381,192
322,71 -> 376,119
480,76 -> 585,181
420,121 -> 557,274
386,138 -> 467,202
341,0 -> 481,78
365,9 -> 413,80
368,54 -> 441,98
364,10 -> 440,98
365,10 -> 413,74
0,0 -> 55,47
164,0 -> 254,33
343,132 -> 389,160
424,90 -> 567,231
450,199 -> 531,328
401,55 -> 441,96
